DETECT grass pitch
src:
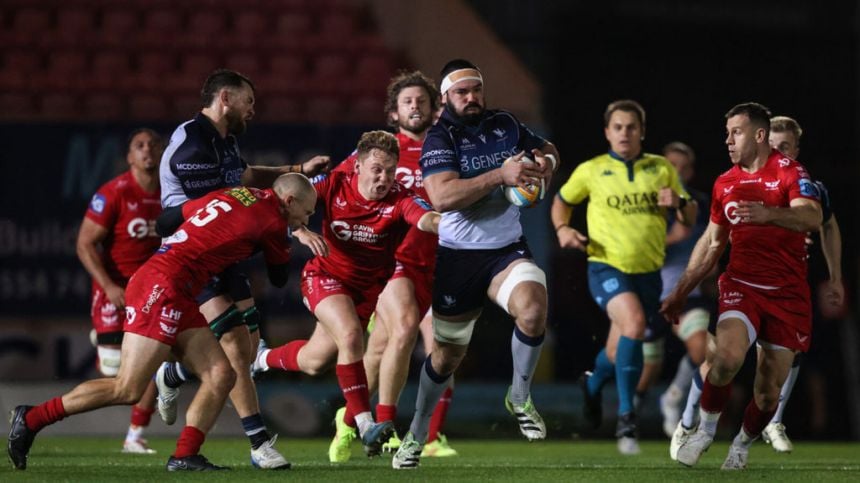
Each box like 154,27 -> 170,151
3,437 -> 859,482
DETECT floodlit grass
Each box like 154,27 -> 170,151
3,437 -> 859,482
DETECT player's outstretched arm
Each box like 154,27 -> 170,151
76,218 -> 125,308
242,155 -> 332,188
292,226 -> 329,257
660,221 -> 728,322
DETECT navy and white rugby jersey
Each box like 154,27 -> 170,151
420,108 -> 547,249
159,112 -> 247,208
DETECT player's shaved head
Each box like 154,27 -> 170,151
273,173 -> 315,201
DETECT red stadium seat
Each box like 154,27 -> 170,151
140,9 -> 181,47
258,54 -> 309,95
5,8 -> 52,47
129,94 -> 169,121
184,11 -> 226,48
310,53 -> 351,96
54,7 -> 96,45
224,53 -> 262,80
83,93 -> 124,121
258,96 -> 304,123
0,93 -> 36,120
101,8 -> 139,47
305,95 -> 343,124
40,93 -> 79,121
89,51 -> 129,90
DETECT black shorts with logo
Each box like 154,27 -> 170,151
432,238 -> 534,316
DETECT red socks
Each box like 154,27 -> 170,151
741,399 -> 777,438
173,426 -> 205,458
376,404 -> 397,423
130,405 -> 155,427
266,340 -> 308,372
336,361 -> 370,427
25,397 -> 67,432
700,378 -> 732,414
428,387 -> 454,442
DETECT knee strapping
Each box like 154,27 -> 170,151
209,306 -> 244,339
494,262 -> 546,314
643,337 -> 664,364
433,316 -> 476,346
242,306 -> 262,333
679,308 -> 710,341
97,345 -> 122,377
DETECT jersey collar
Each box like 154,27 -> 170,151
608,149 -> 644,163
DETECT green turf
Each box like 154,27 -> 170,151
3,437 -> 859,482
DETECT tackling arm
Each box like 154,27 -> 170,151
241,155 -> 332,188
417,211 -> 441,234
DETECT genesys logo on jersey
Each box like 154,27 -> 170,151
396,167 -> 423,189
330,221 -> 386,244
127,218 -> 157,238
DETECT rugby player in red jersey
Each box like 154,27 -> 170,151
254,131 -> 440,458
322,71 -> 457,460
661,103 -> 822,470
76,128 -> 163,454
8,174 -> 318,472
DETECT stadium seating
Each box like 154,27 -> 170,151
0,0 -> 409,122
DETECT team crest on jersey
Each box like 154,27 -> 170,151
765,180 -> 780,191
601,170 -> 614,176
90,194 -> 106,214
798,178 -> 820,198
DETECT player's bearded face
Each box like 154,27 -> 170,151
446,80 -> 485,124
395,86 -> 433,135
357,150 -> 397,200
225,85 -> 255,135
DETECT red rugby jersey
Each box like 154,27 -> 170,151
334,132 -> 438,271
84,171 -> 162,282
710,149 -> 820,288
306,169 -> 432,289
144,187 -> 291,296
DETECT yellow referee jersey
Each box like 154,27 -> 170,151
558,152 -> 690,274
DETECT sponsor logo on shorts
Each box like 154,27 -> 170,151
796,332 -> 808,344
101,302 -> 119,326
160,307 -> 182,321
141,285 -> 164,313
602,278 -> 619,293
125,306 -> 137,325
159,322 -> 178,336
723,298 -> 742,306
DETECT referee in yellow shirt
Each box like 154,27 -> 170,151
551,100 -> 697,454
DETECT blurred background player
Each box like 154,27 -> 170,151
76,128 -> 164,453
255,131 -> 440,460
326,71 -> 458,460
9,174 -> 317,472
762,116 -> 844,452
155,69 -> 329,469
654,142 -> 712,438
662,103 -> 822,470
393,59 -> 559,469
552,100 -> 696,455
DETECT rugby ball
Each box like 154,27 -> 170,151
503,156 -> 544,208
